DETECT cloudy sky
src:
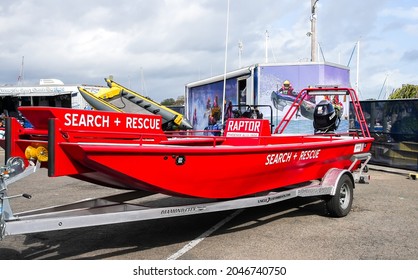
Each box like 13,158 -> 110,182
1,0 -> 417,101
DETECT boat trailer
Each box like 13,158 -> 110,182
0,154 -> 371,240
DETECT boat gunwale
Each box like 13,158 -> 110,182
60,136 -> 374,155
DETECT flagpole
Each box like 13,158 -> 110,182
221,0 -> 230,131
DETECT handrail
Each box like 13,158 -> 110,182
274,87 -> 371,138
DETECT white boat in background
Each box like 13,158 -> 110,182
0,79 -> 106,146
0,79 -> 105,110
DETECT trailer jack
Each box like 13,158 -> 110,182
0,157 -> 40,240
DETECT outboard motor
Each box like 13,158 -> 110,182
313,99 -> 340,133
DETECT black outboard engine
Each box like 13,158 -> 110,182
313,99 -> 340,133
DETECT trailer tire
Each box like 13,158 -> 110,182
325,174 -> 353,217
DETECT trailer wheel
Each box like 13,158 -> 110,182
325,174 -> 354,217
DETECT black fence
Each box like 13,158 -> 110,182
351,99 -> 418,171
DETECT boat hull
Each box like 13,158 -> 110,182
59,137 -> 371,198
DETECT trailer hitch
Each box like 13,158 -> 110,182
1,157 -> 40,239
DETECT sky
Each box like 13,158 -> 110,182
0,0 -> 417,102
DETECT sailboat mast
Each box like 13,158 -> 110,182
356,40 -> 360,94
18,56 -> 25,85
238,40 -> 243,68
265,30 -> 269,63
221,0 -> 230,129
310,0 -> 319,62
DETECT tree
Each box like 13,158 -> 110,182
161,96 -> 185,106
388,84 -> 418,99
174,95 -> 185,105
160,98 -> 176,105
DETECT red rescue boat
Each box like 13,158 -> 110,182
4,87 -> 373,199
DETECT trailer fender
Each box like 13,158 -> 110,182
321,168 -> 354,196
